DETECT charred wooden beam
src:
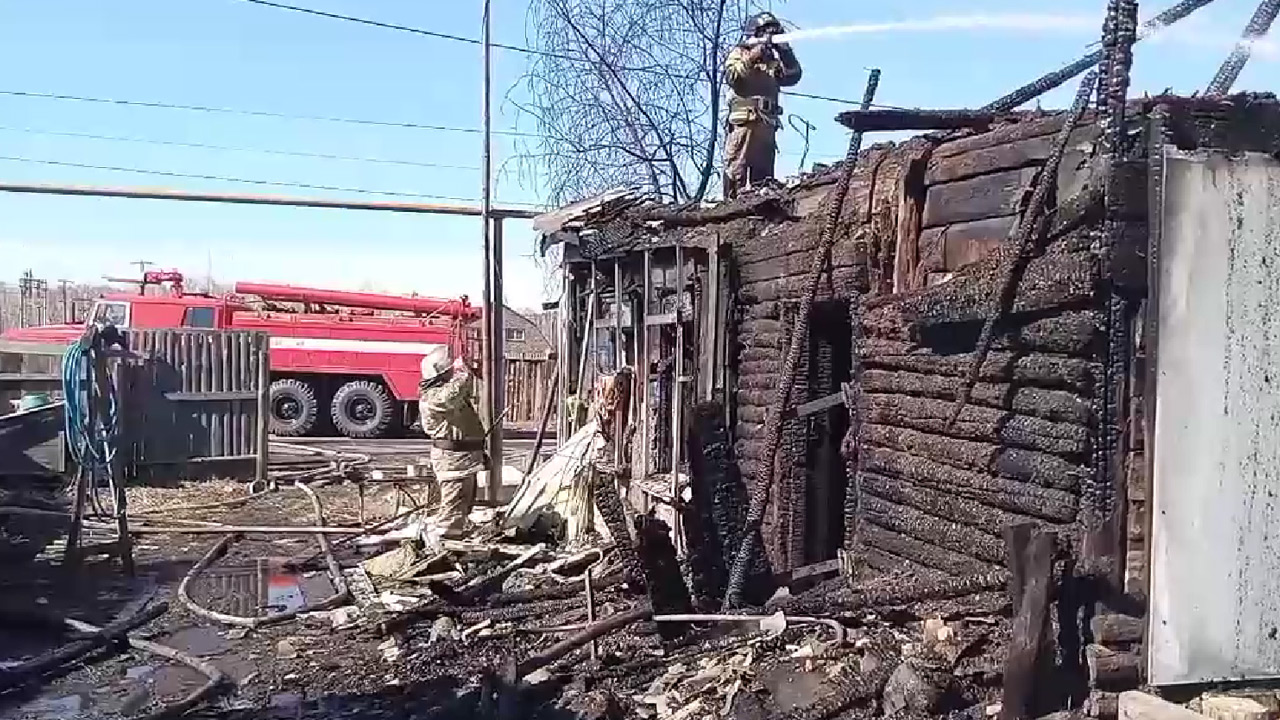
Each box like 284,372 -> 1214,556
864,426 -> 1084,489
863,350 -> 1097,391
865,394 -> 1092,458
1086,644 -> 1141,690
861,446 -> 1079,522
837,108 -> 1000,133
862,369 -> 1094,426
862,494 -> 1008,564
861,471 -> 1039,532
862,523 -> 1001,576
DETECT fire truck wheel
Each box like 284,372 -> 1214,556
330,380 -> 394,439
269,378 -> 319,437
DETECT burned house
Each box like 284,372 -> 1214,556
540,69 -> 1280,710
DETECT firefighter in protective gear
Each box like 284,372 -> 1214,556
419,347 -> 486,538
722,12 -> 802,199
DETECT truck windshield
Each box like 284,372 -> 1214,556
90,301 -> 129,328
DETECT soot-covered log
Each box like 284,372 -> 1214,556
865,394 -> 1092,457
861,369 -> 1093,425
861,472 -> 1037,533
865,425 -> 1086,488
861,523 -> 1001,577
863,350 -> 1097,391
863,309 -> 1102,357
856,568 -> 1012,607
862,446 -> 1079,522
861,494 -> 1008,564
738,265 -> 864,304
860,546 -> 948,579
898,250 -> 1098,325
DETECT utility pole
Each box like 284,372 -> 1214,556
480,0 -> 504,501
58,279 -> 71,323
131,259 -> 153,276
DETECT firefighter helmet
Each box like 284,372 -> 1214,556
744,11 -> 783,38
420,346 -> 452,382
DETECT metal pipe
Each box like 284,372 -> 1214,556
0,181 -> 536,218
233,281 -> 478,318
1206,0 -> 1280,95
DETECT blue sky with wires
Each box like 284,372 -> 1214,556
0,0 -> 1273,306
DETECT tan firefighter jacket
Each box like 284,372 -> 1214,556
724,42 -> 803,127
419,367 -> 486,480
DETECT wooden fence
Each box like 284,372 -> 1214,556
123,328 -> 270,481
505,358 -> 556,431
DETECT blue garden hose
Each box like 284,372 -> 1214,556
61,336 -> 119,480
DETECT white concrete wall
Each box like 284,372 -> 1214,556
1150,150 -> 1280,685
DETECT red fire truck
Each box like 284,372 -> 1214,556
1,271 -> 479,439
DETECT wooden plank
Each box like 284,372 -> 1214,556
922,166 -> 1036,228
928,134 -> 1059,184
1000,524 -> 1055,720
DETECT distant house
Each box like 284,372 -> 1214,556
503,307 -> 554,361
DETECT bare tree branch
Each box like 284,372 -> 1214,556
512,0 -> 775,206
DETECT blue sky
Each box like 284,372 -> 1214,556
0,0 -> 1273,307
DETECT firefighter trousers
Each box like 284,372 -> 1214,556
723,120 -> 777,199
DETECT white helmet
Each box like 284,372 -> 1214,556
420,346 -> 451,381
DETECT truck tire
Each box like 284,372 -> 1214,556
330,380 -> 394,439
269,378 -> 319,437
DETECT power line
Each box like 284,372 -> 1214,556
0,155 -> 540,206
0,90 -> 538,137
0,125 -> 479,170
236,0 -> 879,107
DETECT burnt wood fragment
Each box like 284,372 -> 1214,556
1085,644 -> 1141,690
1090,612 -> 1144,645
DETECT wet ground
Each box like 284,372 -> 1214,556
0,479 -> 486,719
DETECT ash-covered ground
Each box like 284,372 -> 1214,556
1,473 -> 1014,720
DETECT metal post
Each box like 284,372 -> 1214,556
613,260 -> 624,371
489,216 -> 505,502
639,250 -> 651,480
480,0 -> 496,491
670,244 -> 685,554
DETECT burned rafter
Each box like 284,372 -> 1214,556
837,108 -> 1004,133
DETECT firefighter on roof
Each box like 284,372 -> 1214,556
722,11 -> 802,199
419,347 -> 486,538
